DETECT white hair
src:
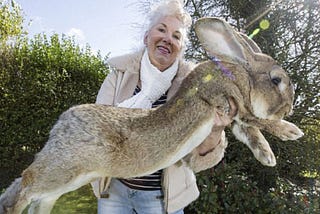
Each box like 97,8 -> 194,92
145,0 -> 192,55
147,0 -> 191,30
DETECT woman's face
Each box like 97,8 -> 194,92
144,16 -> 184,71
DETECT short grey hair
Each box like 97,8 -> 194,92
146,0 -> 192,54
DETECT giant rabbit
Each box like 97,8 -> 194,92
0,18 -> 303,214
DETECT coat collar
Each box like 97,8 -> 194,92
107,49 -> 196,100
107,49 -> 144,74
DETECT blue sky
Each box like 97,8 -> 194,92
15,0 -> 147,57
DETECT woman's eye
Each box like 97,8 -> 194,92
173,35 -> 181,40
158,28 -> 165,33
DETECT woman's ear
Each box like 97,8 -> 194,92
143,31 -> 148,45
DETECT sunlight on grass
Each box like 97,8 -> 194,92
52,184 -> 97,213
22,185 -> 97,213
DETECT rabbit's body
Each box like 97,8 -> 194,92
0,18 -> 304,214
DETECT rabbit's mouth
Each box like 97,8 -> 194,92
251,94 -> 293,120
268,103 -> 293,119
283,104 -> 294,117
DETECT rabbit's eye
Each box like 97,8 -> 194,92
271,77 -> 281,85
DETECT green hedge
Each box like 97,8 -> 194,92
0,34 -> 108,190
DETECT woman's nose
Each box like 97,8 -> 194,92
163,33 -> 172,44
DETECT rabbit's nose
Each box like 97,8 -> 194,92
288,109 -> 294,116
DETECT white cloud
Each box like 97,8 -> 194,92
66,28 -> 100,55
30,16 -> 44,28
66,28 -> 86,43
28,16 -> 53,35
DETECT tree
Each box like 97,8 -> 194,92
183,0 -> 320,212
0,0 -> 25,46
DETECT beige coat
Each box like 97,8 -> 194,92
91,49 -> 227,213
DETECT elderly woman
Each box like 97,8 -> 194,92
92,0 -> 236,213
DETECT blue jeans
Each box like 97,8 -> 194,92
97,179 -> 183,214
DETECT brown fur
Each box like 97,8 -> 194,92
0,18 -> 303,214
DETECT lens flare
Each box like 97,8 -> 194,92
260,19 -> 270,30
249,19 -> 270,38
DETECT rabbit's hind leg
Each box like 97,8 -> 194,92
24,171 -> 102,214
28,196 -> 58,214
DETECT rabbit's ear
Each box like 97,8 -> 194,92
239,33 -> 262,53
195,17 -> 247,63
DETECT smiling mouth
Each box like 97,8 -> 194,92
157,46 -> 171,54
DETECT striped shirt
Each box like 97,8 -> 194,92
118,86 -> 167,191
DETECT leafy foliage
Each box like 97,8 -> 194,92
0,0 -> 25,46
187,160 -> 319,214
0,33 -> 108,189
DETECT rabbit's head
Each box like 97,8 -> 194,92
194,17 -> 294,121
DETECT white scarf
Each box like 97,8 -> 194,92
118,50 -> 179,109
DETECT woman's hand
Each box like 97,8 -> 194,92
197,97 -> 237,156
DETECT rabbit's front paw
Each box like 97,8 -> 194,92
254,146 -> 276,167
233,124 -> 276,166
278,120 -> 304,141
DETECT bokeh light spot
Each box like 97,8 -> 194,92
260,19 -> 270,30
